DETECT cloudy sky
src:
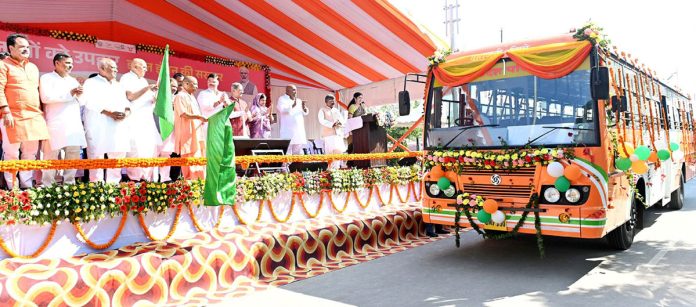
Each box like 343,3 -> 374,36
390,0 -> 695,98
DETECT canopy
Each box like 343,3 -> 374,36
0,0 -> 437,91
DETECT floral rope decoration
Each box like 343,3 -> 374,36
425,147 -> 574,172
136,44 -> 175,55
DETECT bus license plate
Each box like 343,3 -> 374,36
483,223 -> 507,231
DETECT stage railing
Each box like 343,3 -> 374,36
0,151 -> 423,172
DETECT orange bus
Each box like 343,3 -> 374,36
408,33 -> 695,249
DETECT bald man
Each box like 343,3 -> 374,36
277,84 -> 308,154
82,58 -> 131,183
173,76 -> 207,180
120,58 -> 161,181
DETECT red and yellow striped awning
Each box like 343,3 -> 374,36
0,0 -> 436,90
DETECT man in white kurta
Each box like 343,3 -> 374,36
277,84 -> 308,154
120,58 -> 161,181
318,95 -> 346,169
82,58 -> 131,183
39,53 -> 87,185
196,73 -> 229,137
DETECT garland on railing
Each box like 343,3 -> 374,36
0,166 -> 421,226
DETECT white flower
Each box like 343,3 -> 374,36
37,203 -> 44,209
64,209 -> 69,216
43,210 -> 48,215
55,210 -> 60,216
46,203 -> 51,208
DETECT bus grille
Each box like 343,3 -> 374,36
459,166 -> 537,176
461,184 -> 533,198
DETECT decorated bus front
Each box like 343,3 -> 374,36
421,38 -> 613,239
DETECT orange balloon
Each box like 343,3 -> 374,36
631,160 -> 648,174
483,199 -> 498,214
429,165 -> 444,179
564,164 -> 583,181
648,151 -> 659,163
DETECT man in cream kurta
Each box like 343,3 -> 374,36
39,53 -> 87,186
120,58 -> 161,181
82,58 -> 131,183
0,34 -> 50,189
196,73 -> 229,137
277,84 -> 308,154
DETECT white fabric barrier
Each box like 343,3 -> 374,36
0,183 -> 419,259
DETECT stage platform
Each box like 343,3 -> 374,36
0,202 -> 443,306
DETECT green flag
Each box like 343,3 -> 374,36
154,45 -> 174,141
203,104 -> 237,206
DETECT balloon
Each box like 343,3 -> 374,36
635,146 -> 651,161
477,210 -> 492,224
631,160 -> 648,174
429,165 -> 444,179
554,176 -> 571,192
615,157 -> 632,171
619,142 -> 635,158
673,150 -> 684,161
483,199 -> 498,214
648,151 -> 659,163
629,154 -> 639,162
491,210 -> 506,224
546,161 -> 565,178
657,149 -> 671,161
564,164 -> 583,181
670,142 -> 680,151
437,177 -> 451,190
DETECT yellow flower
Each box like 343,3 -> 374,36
73,191 -> 79,197
81,191 -> 86,195
541,149 -> 549,155
88,182 -> 95,188
75,207 -> 82,213
80,183 -> 85,189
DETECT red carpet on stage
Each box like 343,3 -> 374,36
0,203 -> 443,306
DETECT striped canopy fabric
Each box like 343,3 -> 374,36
0,0 -> 437,90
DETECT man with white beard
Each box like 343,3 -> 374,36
120,58 -> 160,181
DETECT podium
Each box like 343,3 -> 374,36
351,114 -> 387,168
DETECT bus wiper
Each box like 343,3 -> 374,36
442,124 -> 499,148
524,125 -> 593,146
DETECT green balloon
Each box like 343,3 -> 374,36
670,142 -> 680,151
635,146 -> 651,161
555,176 -> 571,193
437,177 -> 451,190
477,210 -> 492,224
615,157 -> 632,171
657,149 -> 671,161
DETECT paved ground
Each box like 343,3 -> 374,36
268,179 -> 696,307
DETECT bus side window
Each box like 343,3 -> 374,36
660,95 -> 670,129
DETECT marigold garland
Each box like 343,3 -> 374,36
231,201 -> 264,225
297,193 -> 322,218
393,184 -> 409,203
325,190 -> 350,213
0,221 -> 57,258
374,185 -> 394,205
137,206 -> 182,241
187,203 -> 206,232
267,198 -> 294,223
353,188 -> 372,209
73,214 -> 128,250
215,206 -> 225,229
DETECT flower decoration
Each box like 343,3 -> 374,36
375,111 -> 395,129
136,44 -> 175,55
425,148 -> 573,172
48,30 -> 97,44
427,48 -> 453,67
572,21 -> 611,49
204,55 -> 266,71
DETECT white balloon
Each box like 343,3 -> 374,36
672,150 -> 684,161
546,162 -> 565,178
629,154 -> 639,162
492,210 -> 506,224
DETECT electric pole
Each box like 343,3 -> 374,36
443,0 -> 460,51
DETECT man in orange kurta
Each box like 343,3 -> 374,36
173,76 -> 207,180
0,34 -> 50,189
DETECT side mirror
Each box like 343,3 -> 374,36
591,66 -> 610,100
398,90 -> 410,116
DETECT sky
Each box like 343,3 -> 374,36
389,0 -> 695,98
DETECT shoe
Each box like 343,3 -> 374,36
436,229 -> 450,234
426,232 -> 438,238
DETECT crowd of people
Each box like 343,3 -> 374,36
0,33 -> 369,190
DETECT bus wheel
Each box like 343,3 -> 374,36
607,197 -> 637,250
667,175 -> 685,210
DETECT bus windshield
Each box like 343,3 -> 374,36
425,59 -> 599,149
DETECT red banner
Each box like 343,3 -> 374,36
0,30 -> 266,97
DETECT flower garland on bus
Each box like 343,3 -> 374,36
425,147 -> 574,172
427,48 -> 452,67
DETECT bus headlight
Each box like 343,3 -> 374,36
428,183 -> 441,196
543,187 -> 561,203
443,186 -> 456,197
565,188 -> 582,203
